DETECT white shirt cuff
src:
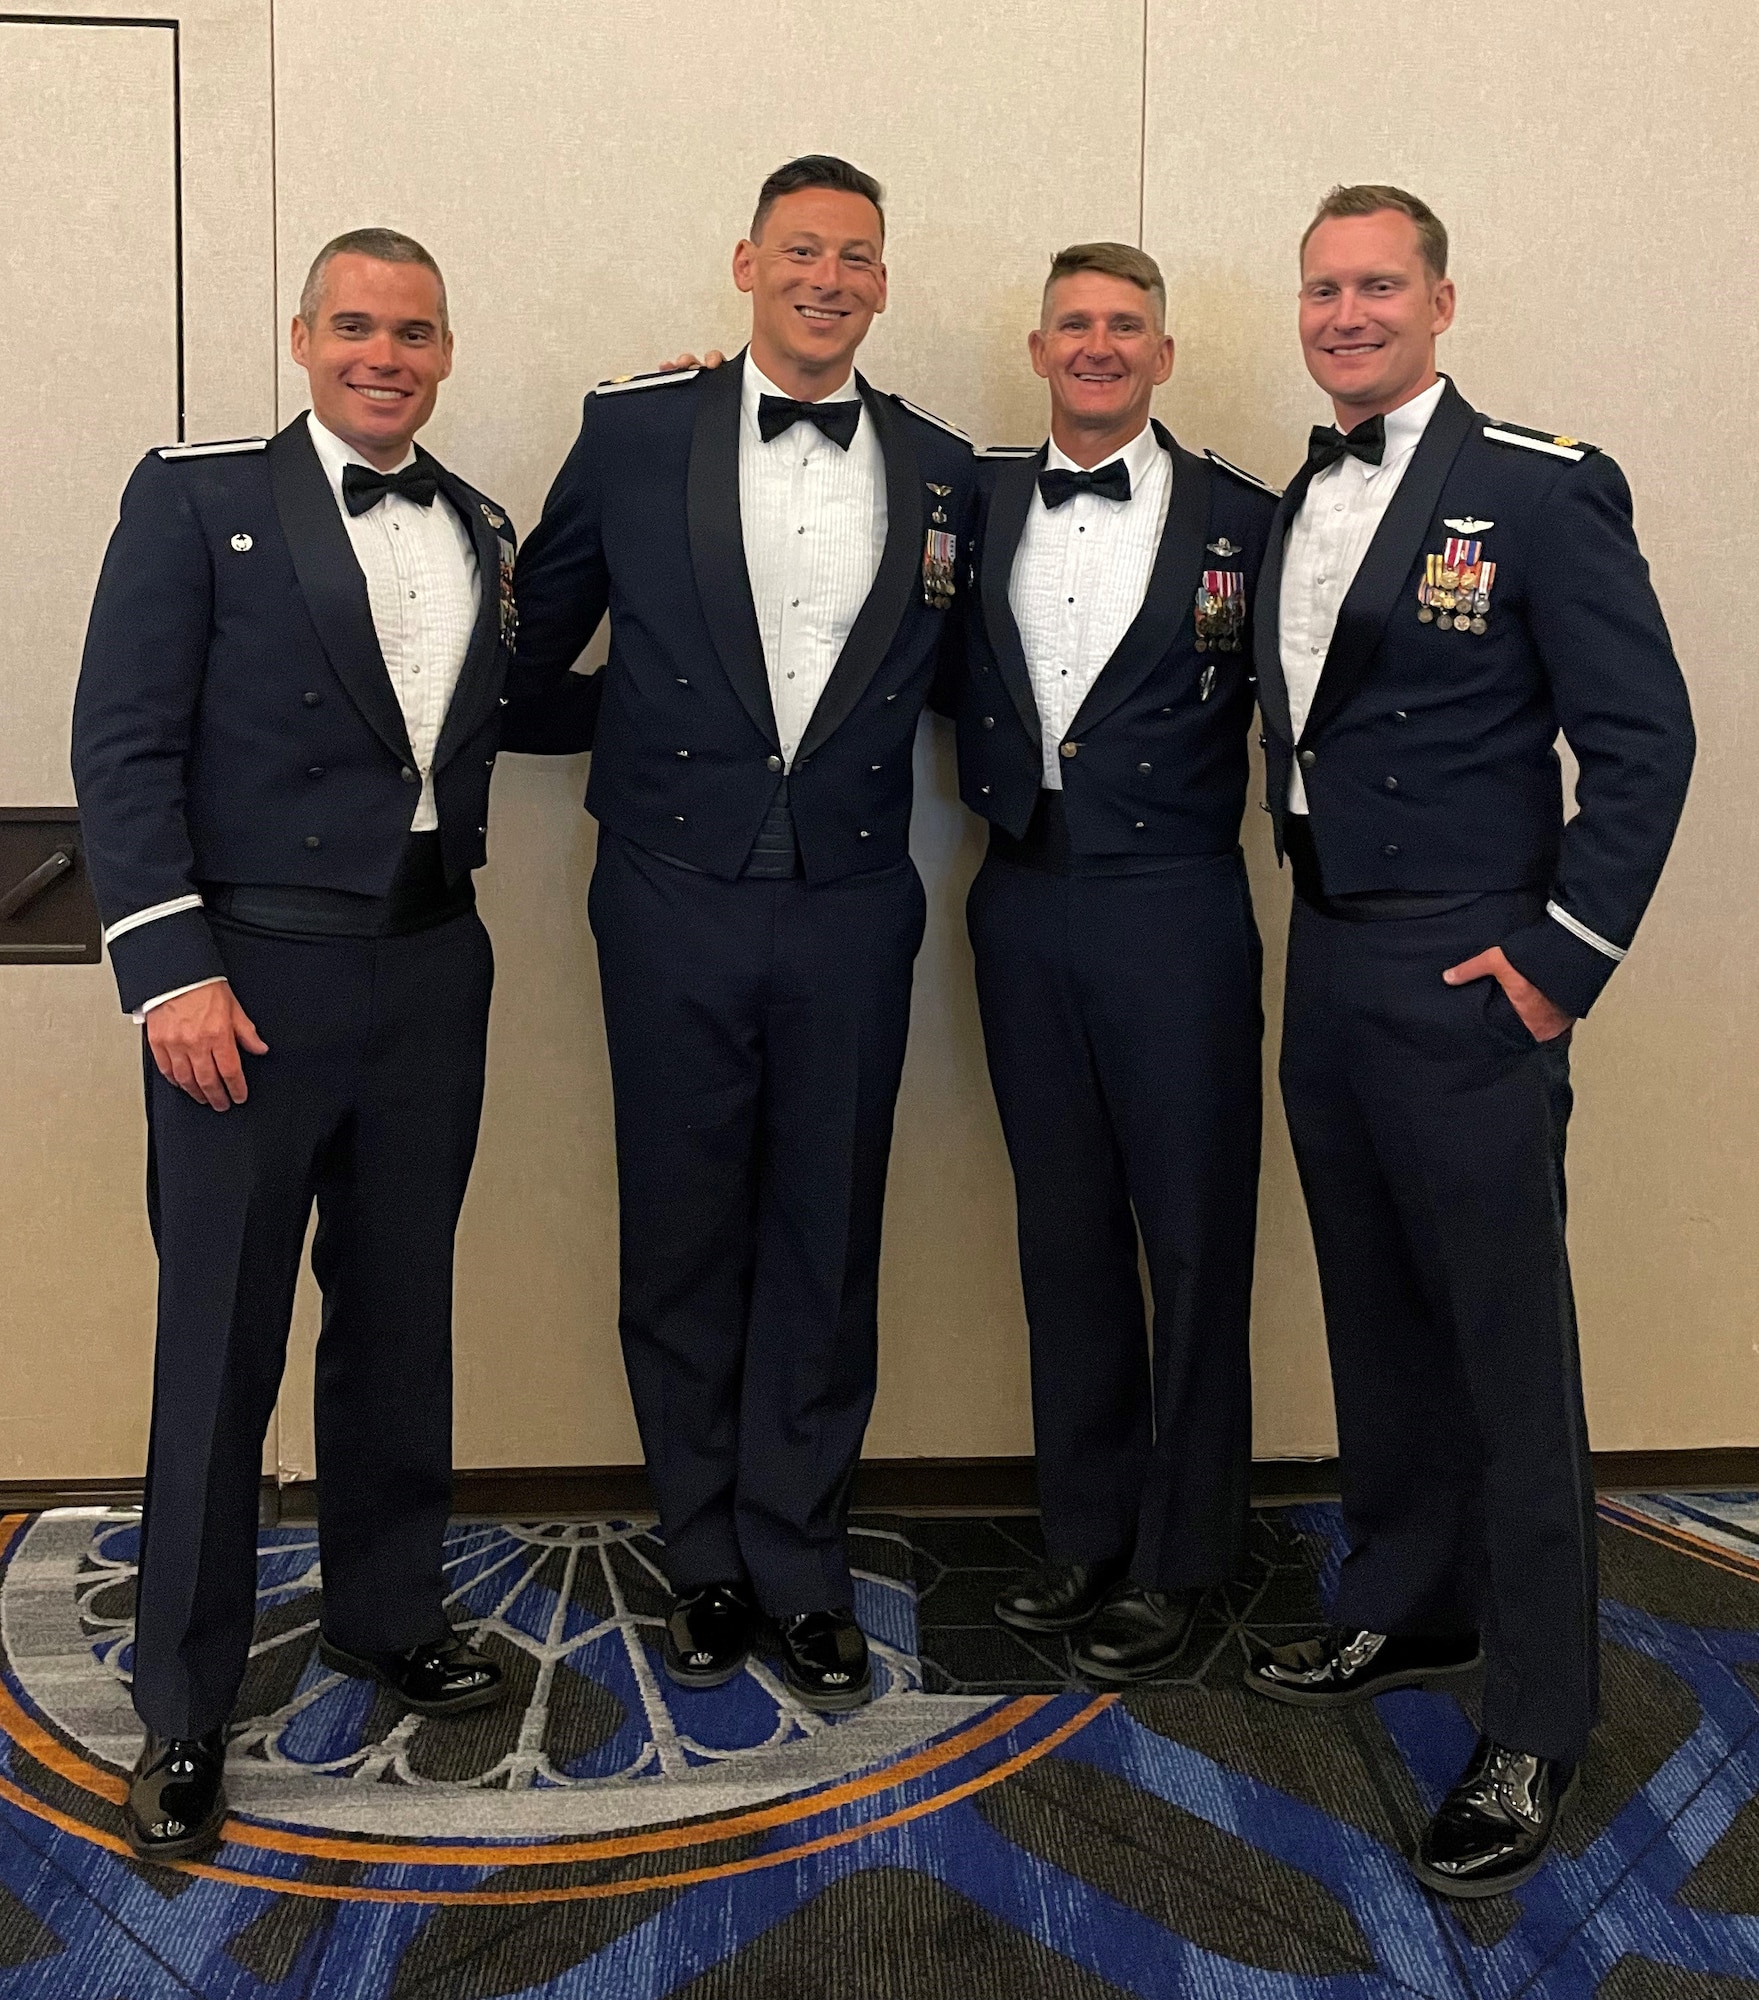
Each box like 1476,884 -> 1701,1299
132,976 -> 226,1025
103,893 -> 204,945
1545,901 -> 1627,963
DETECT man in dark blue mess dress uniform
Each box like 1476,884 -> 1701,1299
944,243 -> 1276,1682
72,229 -> 527,1860
1240,185 -> 1695,1899
510,157 -> 975,1710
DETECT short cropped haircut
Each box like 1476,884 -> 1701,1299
750,155 -> 886,243
298,227 -> 449,329
1301,184 -> 1449,279
1042,242 -> 1167,327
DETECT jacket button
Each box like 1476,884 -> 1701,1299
767,754 -> 783,771
401,765 -> 418,784
1137,761 -> 1151,774
1383,842 -> 1400,857
1060,742 -> 1079,760
870,763 -> 882,772
676,748 -> 690,759
1394,710 -> 1409,722
303,691 -> 321,707
980,784 -> 990,795
1160,707 -> 1173,716
304,835 -> 321,849
1258,734 -> 1268,748
1259,801 -> 1272,812
676,676 -> 690,686
307,765 -> 325,779
485,756 -> 495,768
1299,749 -> 1317,768
477,825 -> 485,836
674,814 -> 685,823
1384,775 -> 1399,791
885,692 -> 898,702
858,828 -> 870,838
982,715 -> 995,729
498,696 -> 510,706
1134,820 -> 1146,830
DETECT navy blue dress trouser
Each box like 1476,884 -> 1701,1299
1279,888 -> 1598,1766
967,846 -> 1263,1591
134,910 -> 492,1740
588,832 -> 926,1617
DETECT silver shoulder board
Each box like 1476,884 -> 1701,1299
594,368 -> 701,396
976,444 -> 1039,459
1205,448 -> 1280,497
1483,424 -> 1588,462
893,395 -> 970,442
155,437 -> 268,460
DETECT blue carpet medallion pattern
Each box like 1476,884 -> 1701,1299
1,1497 -> 1757,1997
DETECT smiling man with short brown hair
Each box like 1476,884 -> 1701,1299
73,228 -> 518,1862
510,155 -> 975,1712
1242,186 -> 1695,1900
947,244 -> 1278,1682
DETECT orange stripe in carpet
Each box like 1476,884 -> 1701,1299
0,1696 -> 1114,1904
1598,1502 -> 1759,1583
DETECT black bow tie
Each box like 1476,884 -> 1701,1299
341,461 -> 440,516
1305,415 -> 1386,476
1037,460 -> 1132,509
757,394 -> 862,450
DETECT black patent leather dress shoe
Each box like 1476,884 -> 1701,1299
318,1629 -> 502,1716
777,1609 -> 873,1712
1412,1735 -> 1578,1898
125,1729 -> 227,1861
994,1555 -> 1130,1635
1244,1628 -> 1482,1708
662,1582 -> 755,1688
1072,1586 -> 1200,1683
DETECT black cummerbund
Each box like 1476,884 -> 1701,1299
740,780 -> 804,880
201,832 -> 474,939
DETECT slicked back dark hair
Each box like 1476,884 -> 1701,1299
750,155 -> 886,244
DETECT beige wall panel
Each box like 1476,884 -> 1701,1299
0,4 -> 273,1478
1145,0 -> 1759,1451
269,0 -> 1144,1469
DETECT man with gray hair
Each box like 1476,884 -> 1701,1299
72,228 -> 531,1861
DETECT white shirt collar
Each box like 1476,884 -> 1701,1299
1042,420 -> 1163,492
1369,376 -> 1446,470
741,352 -> 861,430
305,408 -> 417,499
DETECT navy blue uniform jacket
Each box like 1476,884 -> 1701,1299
71,417 -> 520,1014
1255,380 -> 1694,1016
505,353 -> 976,880
949,425 -> 1277,855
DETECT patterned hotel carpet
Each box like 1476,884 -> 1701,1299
1,1496 -> 1757,1998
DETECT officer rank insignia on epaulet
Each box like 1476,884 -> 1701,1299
1482,421 -> 1599,462
593,368 -> 701,396
976,444 -> 1038,459
155,437 -> 267,460
1204,449 -> 1281,497
892,396 -> 970,442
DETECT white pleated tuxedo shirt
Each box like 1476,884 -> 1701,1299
306,411 -> 480,833
738,355 -> 887,769
1008,423 -> 1174,788
1278,377 -> 1444,812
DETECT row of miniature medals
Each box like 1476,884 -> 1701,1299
1420,535 -> 1496,632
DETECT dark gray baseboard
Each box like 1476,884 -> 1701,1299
4,1448 -> 1756,1522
